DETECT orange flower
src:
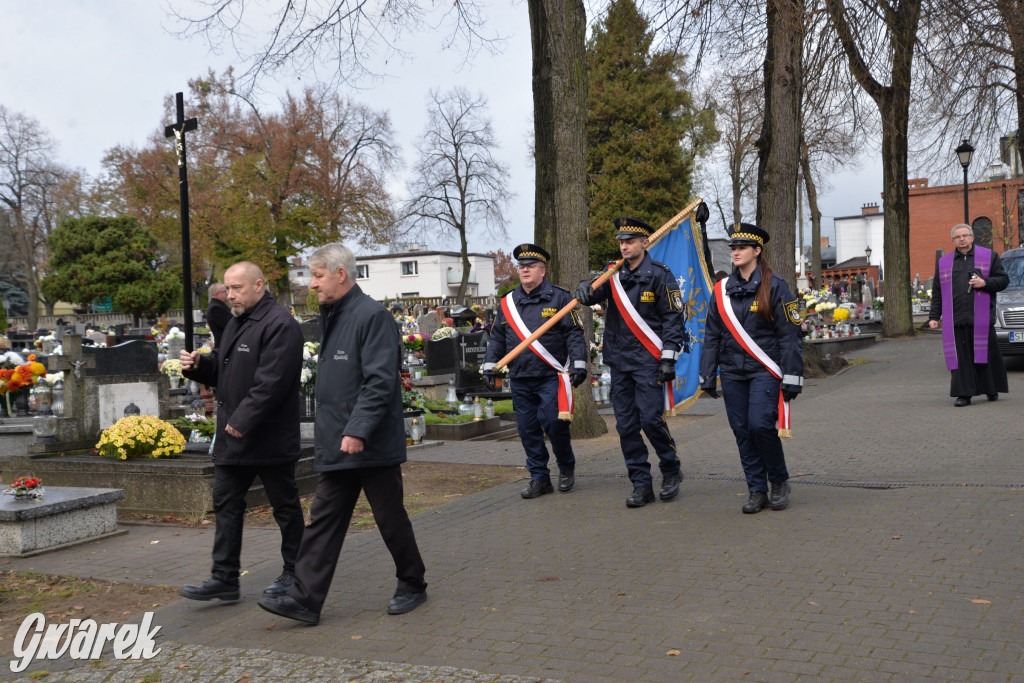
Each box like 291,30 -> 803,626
27,354 -> 36,362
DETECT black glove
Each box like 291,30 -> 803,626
702,386 -> 719,399
575,280 -> 594,304
657,361 -> 676,384
570,372 -> 587,388
482,370 -> 495,389
782,389 -> 799,402
696,201 -> 710,224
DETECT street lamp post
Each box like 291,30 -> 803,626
955,138 -> 975,225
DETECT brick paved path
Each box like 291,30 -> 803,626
5,334 -> 1024,682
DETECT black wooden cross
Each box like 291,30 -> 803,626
164,92 -> 199,351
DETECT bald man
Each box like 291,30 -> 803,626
179,261 -> 306,603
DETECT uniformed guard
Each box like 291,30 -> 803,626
483,243 -> 588,499
575,217 -> 687,508
699,223 -> 803,514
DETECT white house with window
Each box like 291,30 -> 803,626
353,246 -> 496,301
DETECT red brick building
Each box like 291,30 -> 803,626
907,176 -> 1024,280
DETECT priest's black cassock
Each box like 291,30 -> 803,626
928,246 -> 1009,398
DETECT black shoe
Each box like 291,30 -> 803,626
742,491 -> 769,514
521,480 -> 554,499
179,578 -> 240,602
954,396 -> 971,407
987,394 -> 999,402
626,486 -> 656,508
659,473 -> 682,501
558,471 -> 575,492
387,590 -> 428,615
257,593 -> 320,624
769,480 -> 791,511
263,573 -> 295,596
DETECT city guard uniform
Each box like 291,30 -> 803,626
577,217 -> 686,501
700,223 -> 803,512
483,244 -> 587,492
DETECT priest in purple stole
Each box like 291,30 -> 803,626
927,224 -> 1009,406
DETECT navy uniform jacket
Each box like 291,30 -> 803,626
484,278 -> 587,379
699,270 -> 803,393
581,252 -> 686,371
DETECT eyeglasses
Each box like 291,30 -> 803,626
953,234 -> 973,240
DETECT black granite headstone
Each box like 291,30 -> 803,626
455,331 -> 490,395
299,320 -> 321,344
458,331 -> 489,369
83,340 -> 159,376
426,336 -> 458,376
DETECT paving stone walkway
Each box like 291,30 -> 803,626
5,333 -> 1024,682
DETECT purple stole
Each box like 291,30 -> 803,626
938,246 -> 991,370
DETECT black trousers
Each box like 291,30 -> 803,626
211,463 -> 304,584
289,464 -> 427,612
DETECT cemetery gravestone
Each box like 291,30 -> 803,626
426,336 -> 458,377
417,311 -> 440,338
84,340 -> 157,377
455,331 -> 490,396
299,320 -> 321,344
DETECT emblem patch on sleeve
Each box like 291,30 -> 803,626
667,288 -> 684,312
784,300 -> 802,325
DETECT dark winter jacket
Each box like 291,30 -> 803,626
184,291 -> 303,465
579,252 -> 686,371
483,278 -> 587,379
313,284 -> 407,471
206,298 -> 231,346
699,269 -> 804,394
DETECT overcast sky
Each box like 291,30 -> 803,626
1,1 -> 886,256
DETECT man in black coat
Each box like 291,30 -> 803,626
206,282 -> 231,346
257,242 -> 427,625
179,261 -> 305,602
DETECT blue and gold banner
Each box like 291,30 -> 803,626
648,214 -> 714,413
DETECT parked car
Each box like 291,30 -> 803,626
995,247 -> 1024,357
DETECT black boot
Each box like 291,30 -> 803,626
769,480 -> 791,511
521,480 -> 554,499
626,486 -> 656,508
742,491 -> 769,514
659,473 -> 682,501
558,470 -> 575,492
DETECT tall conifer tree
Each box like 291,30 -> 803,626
585,0 -> 716,271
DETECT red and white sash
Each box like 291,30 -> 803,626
714,280 -> 792,437
500,294 -> 574,421
610,271 -> 675,413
